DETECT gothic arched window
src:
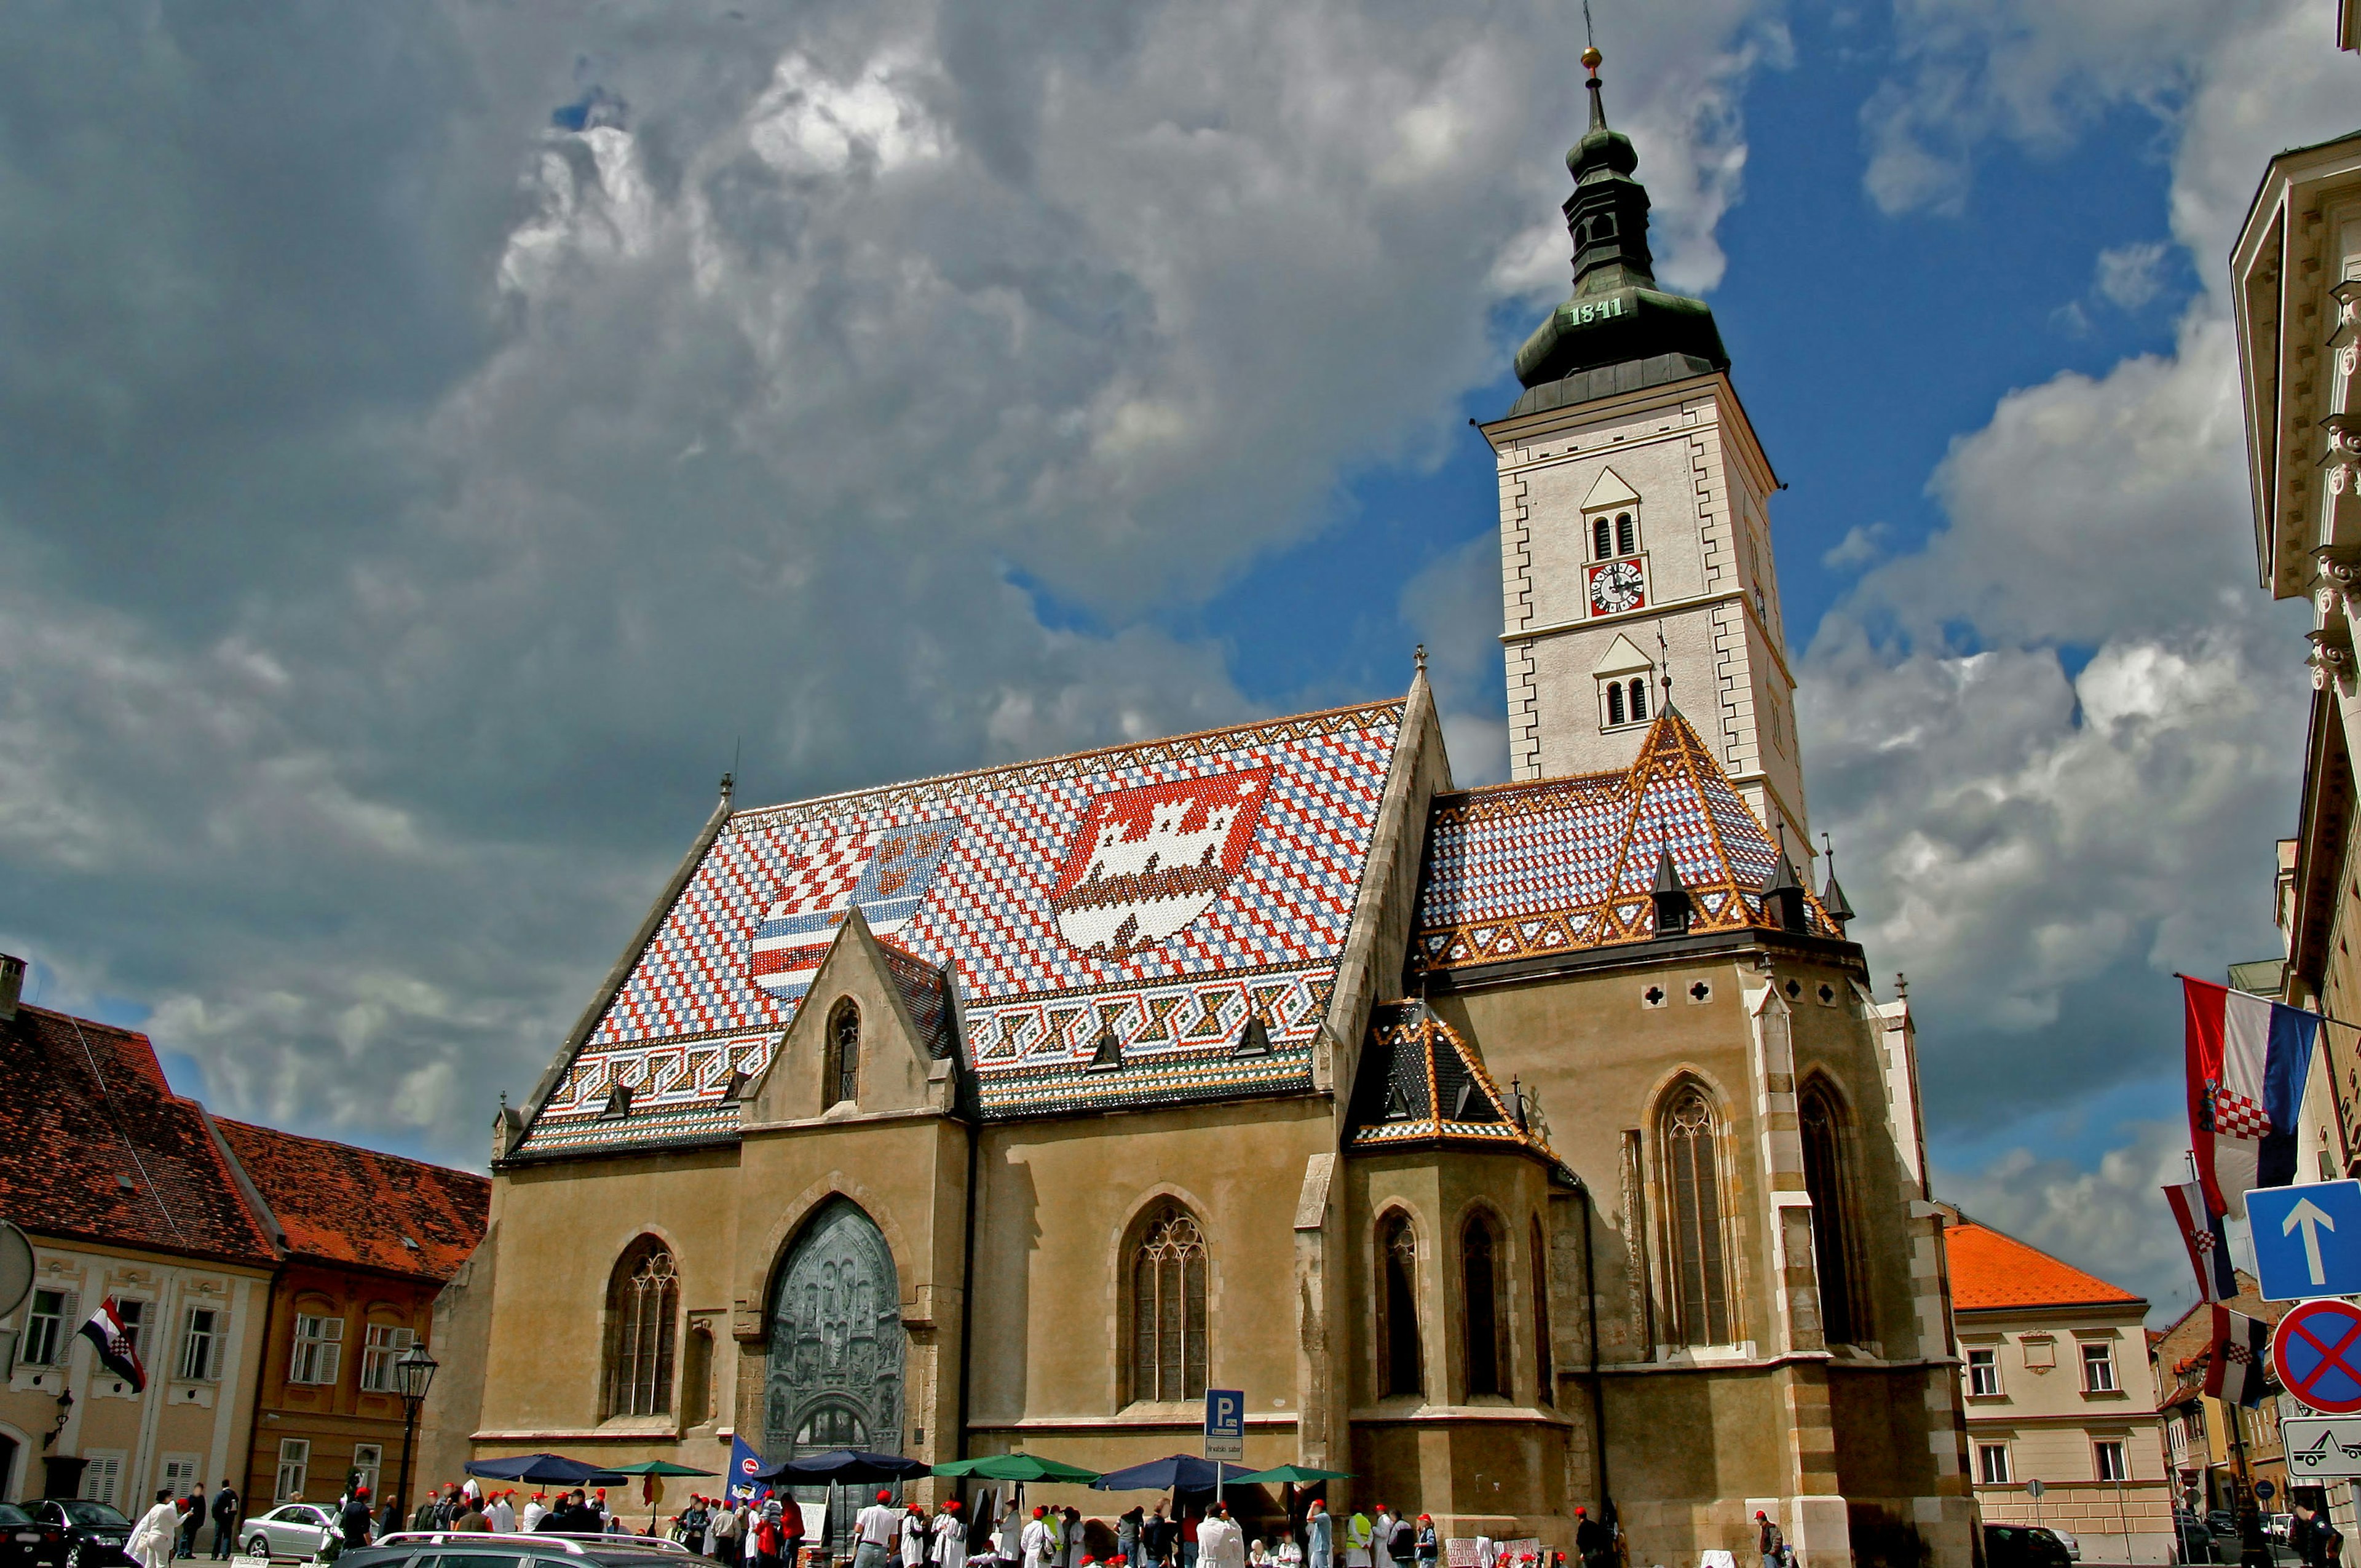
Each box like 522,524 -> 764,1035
1592,515 -> 1613,562
1130,1204 -> 1208,1403
826,999 -> 860,1108
601,1237 -> 679,1418
1530,1216 -> 1554,1405
1378,1211 -> 1423,1398
1629,678 -> 1649,722
1615,512 -> 1637,556
1461,1214 -> 1505,1398
1661,1083 -> 1734,1347
1800,1080 -> 1865,1346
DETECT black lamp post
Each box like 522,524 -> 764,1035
390,1342 -> 440,1535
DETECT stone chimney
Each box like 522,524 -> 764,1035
0,954 -> 23,1023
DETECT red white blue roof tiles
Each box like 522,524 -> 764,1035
1413,707 -> 1830,970
519,701 -> 1402,1150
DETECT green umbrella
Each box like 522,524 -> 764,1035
1225,1465 -> 1354,1485
582,1460 -> 721,1534
933,1454 -> 1104,1483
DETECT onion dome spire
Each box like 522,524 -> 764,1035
1508,44 -> 1730,413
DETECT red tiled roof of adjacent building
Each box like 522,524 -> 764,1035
213,1117 -> 488,1282
1945,1217 -> 2146,1311
0,1004 -> 277,1265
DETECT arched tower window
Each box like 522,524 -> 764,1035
1461,1214 -> 1505,1398
1615,512 -> 1637,556
601,1238 -> 679,1418
1377,1212 -> 1423,1398
1530,1216 -> 1554,1405
1629,678 -> 1649,722
1661,1083 -> 1734,1347
826,999 -> 860,1108
1130,1204 -> 1208,1403
1800,1080 -> 1865,1346
1592,515 -> 1613,561
1606,682 -> 1626,726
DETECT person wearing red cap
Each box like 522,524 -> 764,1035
854,1491 -> 901,1568
931,1500 -> 966,1568
903,1503 -> 930,1568
1024,1508 -> 1054,1568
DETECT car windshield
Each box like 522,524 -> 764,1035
61,1502 -> 132,1527
0,1505 -> 32,1525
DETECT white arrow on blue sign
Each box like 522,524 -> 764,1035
2247,1181 -> 2361,1302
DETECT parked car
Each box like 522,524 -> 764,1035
336,1533 -> 691,1568
1983,1526 -> 2074,1568
25,1500 -> 130,1568
0,1504 -> 70,1568
2050,1530 -> 2082,1562
242,1505 -> 339,1561
2265,1515 -> 2294,1544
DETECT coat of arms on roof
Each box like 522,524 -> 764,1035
748,815 -> 965,1002
1049,767 -> 1272,957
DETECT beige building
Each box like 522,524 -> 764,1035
0,977 -> 278,1511
1943,1213 -> 2170,1561
435,52 -> 1976,1568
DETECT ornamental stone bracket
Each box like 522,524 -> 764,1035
2308,626 -> 2357,697
2314,548 -> 2361,625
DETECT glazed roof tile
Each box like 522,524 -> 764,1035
1412,707 -> 1832,970
0,1005 -> 277,1265
1945,1218 -> 2146,1312
1344,1001 -> 1559,1162
212,1118 -> 489,1282
520,701 -> 1404,1152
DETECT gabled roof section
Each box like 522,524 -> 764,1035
0,1005 -> 277,1266
1944,1218 -> 2145,1313
1345,1002 -> 1557,1159
212,1118 -> 489,1282
516,700 -> 1406,1154
1413,707 -> 1834,972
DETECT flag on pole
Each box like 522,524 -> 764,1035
2164,1179 -> 2239,1302
78,1296 -> 146,1392
2185,976 -> 2320,1219
2204,1304 -> 2272,1408
729,1433 -> 764,1500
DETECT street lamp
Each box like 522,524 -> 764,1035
391,1343 -> 440,1535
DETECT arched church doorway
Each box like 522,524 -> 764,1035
764,1198 -> 904,1553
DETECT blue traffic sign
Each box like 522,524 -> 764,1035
2248,1181 -> 2361,1302
1204,1388 -> 1245,1460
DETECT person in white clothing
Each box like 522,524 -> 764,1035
1200,1506 -> 1246,1568
995,1504 -> 1022,1567
903,1507 -> 931,1568
489,1494 -> 518,1534
1022,1508 -> 1054,1568
933,1502 -> 967,1568
128,1491 -> 181,1568
1371,1512 -> 1394,1568
855,1492 -> 903,1568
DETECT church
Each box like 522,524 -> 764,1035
434,51 -> 1976,1568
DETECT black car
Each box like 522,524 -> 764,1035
335,1534 -> 694,1568
1982,1526 -> 2073,1568
25,1502 -> 131,1568
0,1504 -> 70,1568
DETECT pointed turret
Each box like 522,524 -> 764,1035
1819,834 -> 1856,935
1762,850 -> 1809,934
1508,46 -> 1730,413
1651,844 -> 1693,938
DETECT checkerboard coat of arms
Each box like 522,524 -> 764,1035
1050,767 -> 1272,957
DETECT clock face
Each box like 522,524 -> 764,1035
1588,559 -> 1646,616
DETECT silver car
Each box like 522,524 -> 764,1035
242,1505 -> 339,1561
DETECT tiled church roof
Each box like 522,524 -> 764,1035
1345,1002 -> 1558,1161
518,701 -> 1404,1152
1412,707 -> 1833,972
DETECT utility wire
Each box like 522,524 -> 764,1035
65,1012 -> 187,1243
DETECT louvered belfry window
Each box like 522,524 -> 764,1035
1131,1205 -> 1208,1402
604,1238 -> 679,1417
1663,1086 -> 1733,1347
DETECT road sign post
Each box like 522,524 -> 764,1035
1205,1388 -> 1245,1461
2246,1182 -> 2361,1301
2272,1299 -> 2361,1416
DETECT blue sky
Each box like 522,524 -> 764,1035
0,0 -> 2353,1318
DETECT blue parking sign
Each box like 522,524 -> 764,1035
1204,1388 -> 1244,1460
2248,1182 -> 2361,1302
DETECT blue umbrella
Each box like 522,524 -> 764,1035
755,1450 -> 930,1484
464,1454 -> 609,1484
1089,1456 -> 1260,1492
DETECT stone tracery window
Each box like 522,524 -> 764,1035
603,1237 -> 679,1418
826,999 -> 860,1108
1378,1210 -> 1423,1398
1130,1203 -> 1208,1403
1661,1083 -> 1734,1347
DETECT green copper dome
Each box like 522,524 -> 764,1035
1508,58 -> 1728,413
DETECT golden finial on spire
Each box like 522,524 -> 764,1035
1582,44 -> 1602,75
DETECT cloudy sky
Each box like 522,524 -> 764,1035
2,0 -> 2354,1318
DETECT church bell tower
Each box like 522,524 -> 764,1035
1481,46 -> 1809,864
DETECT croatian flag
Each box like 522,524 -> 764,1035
78,1296 -> 146,1392
2205,1304 -> 2272,1408
2164,1179 -> 2239,1302
2185,976 -> 2320,1219
729,1433 -> 764,1500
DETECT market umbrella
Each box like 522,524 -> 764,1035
1089,1456 -> 1260,1493
757,1450 -> 932,1484
464,1454 -> 609,1485
585,1462 -> 720,1533
1224,1467 -> 1352,1486
933,1455 -> 1102,1483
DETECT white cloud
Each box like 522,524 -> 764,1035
2094,239 -> 2170,311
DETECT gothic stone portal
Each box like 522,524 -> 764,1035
765,1198 -> 906,1460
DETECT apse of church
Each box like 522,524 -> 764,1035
441,46 -> 1972,1568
